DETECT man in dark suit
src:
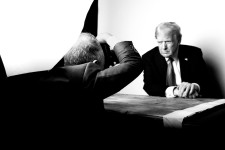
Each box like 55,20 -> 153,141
142,22 -> 208,98
3,32 -> 143,142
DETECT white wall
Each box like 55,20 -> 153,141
98,0 -> 225,97
0,0 -> 93,76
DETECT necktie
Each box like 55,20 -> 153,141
166,57 -> 176,86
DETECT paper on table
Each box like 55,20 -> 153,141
163,99 -> 225,128
0,0 -> 93,76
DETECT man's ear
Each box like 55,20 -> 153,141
179,35 -> 182,43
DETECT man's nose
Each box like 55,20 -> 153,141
162,42 -> 167,49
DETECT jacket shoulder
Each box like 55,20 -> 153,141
179,44 -> 203,57
179,44 -> 202,53
142,46 -> 159,58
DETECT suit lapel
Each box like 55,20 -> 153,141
155,49 -> 167,78
178,48 -> 189,81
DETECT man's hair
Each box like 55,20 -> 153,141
155,22 -> 182,42
64,32 -> 104,66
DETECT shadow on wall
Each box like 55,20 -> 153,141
205,59 -> 224,98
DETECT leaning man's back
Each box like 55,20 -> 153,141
3,33 -> 143,142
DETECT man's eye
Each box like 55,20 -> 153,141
166,41 -> 172,44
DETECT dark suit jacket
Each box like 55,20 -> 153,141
142,45 -> 209,97
3,41 -> 143,140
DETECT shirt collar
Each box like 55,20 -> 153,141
165,56 -> 178,62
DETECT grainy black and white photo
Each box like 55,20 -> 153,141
1,0 -> 225,148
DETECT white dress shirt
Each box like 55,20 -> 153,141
165,57 -> 182,98
165,57 -> 200,98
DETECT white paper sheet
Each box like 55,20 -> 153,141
0,0 -> 93,76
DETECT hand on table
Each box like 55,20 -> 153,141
174,82 -> 200,99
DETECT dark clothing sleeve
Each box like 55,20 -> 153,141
83,41 -> 143,99
43,41 -> 142,101
179,47 -> 209,98
34,41 -> 143,117
142,50 -> 167,96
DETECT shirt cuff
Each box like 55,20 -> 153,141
165,86 -> 177,98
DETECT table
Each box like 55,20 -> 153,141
104,94 -> 225,130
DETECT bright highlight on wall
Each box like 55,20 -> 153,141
0,0 -> 93,76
